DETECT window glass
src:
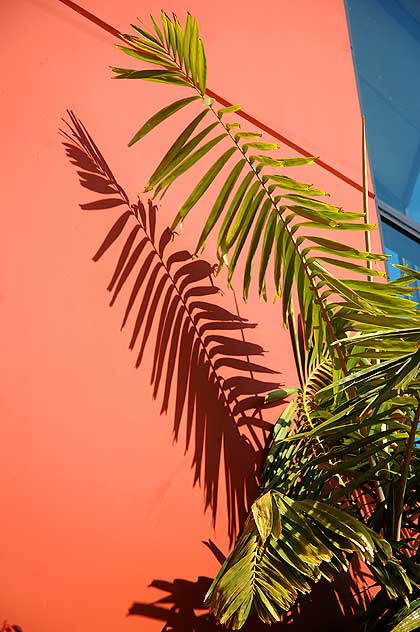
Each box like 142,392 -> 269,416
345,0 -> 420,290
381,220 -> 420,303
345,0 -> 420,221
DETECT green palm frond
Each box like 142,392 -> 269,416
390,600 -> 420,632
259,315 -> 333,497
111,13 -> 420,376
287,313 -> 333,428
114,12 -> 207,93
279,333 -> 420,501
317,345 -> 420,419
205,490 -> 408,629
106,14 -> 420,630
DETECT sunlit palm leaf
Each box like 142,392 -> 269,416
110,14 -> 420,422
100,13 -> 420,629
205,490 -> 406,629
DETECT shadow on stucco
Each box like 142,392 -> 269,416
61,111 -> 284,543
127,551 -> 373,631
61,113 -> 378,632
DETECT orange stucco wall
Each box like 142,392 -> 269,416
1,1 -> 381,631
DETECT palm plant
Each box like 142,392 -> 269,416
108,12 -> 420,630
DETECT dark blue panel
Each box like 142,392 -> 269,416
345,0 -> 420,288
345,0 -> 420,221
381,220 -> 420,302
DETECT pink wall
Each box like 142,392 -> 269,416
1,1 -> 381,630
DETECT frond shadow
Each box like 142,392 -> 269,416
127,545 -> 372,632
61,111 -> 284,541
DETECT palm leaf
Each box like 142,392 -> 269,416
205,490 -> 406,629
111,12 -> 419,384
390,600 -> 420,632
103,13 -> 420,629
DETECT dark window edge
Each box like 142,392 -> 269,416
377,200 -> 420,243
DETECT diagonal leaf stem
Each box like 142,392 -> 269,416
204,102 -> 388,506
393,398 -> 420,541
133,38 -> 388,507
205,101 -> 350,375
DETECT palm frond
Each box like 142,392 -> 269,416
205,490 -> 407,629
260,315 -> 333,496
390,600 -> 420,632
68,12 -> 420,628
109,13 -> 420,378
275,333 -> 420,508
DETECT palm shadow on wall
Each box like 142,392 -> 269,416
127,554 -> 373,632
61,113 -> 375,632
61,111 -> 284,543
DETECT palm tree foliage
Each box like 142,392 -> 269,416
109,12 -> 420,629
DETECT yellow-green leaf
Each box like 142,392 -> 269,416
171,147 -> 236,229
127,96 -> 199,147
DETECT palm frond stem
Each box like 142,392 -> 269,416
205,102 -> 351,375
394,399 -> 420,541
